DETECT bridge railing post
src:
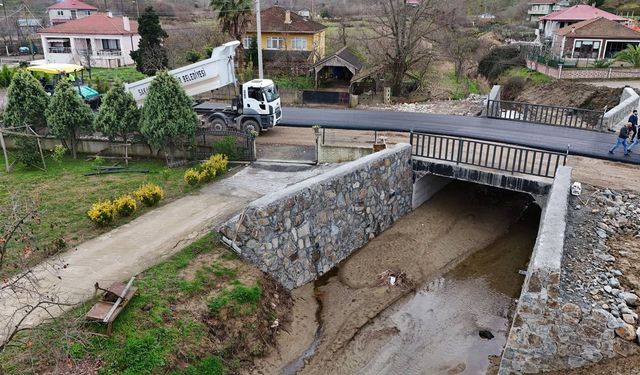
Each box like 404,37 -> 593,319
456,138 -> 463,165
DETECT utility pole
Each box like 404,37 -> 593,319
133,0 -> 139,18
256,0 -> 263,79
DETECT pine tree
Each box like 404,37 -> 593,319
3,69 -> 49,129
140,71 -> 198,157
45,80 -> 94,159
94,82 -> 140,143
131,7 -> 169,76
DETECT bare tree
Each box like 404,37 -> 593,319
366,0 -> 441,96
0,195 -> 72,354
441,28 -> 479,81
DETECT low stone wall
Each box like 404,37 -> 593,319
317,143 -> 373,164
604,87 -> 640,131
499,167 -> 638,374
526,59 -> 640,80
218,144 -> 413,289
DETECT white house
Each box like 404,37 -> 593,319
527,0 -> 570,22
39,12 -> 140,68
48,0 -> 97,26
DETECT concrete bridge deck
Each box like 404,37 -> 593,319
268,106 -> 640,165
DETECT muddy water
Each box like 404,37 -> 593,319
250,182 -> 540,375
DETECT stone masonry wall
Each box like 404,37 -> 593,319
499,167 -> 639,374
218,144 -> 413,289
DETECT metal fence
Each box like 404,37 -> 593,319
194,129 -> 255,161
410,132 -> 567,179
486,99 -> 606,131
302,90 -> 350,106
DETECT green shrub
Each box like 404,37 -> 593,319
87,200 -> 116,226
14,136 -> 41,168
0,64 -> 14,88
114,195 -> 137,217
179,356 -> 225,375
478,46 -> 525,82
230,284 -> 261,305
212,136 -> 240,160
50,144 -> 66,164
134,183 -> 164,206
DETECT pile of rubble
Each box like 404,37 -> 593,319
562,187 -> 640,345
362,94 -> 486,116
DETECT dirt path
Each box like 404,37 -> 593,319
0,163 -> 330,346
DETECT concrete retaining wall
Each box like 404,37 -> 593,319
482,85 -> 501,116
526,59 -> 640,80
412,174 -> 451,209
499,166 -> 634,374
604,87 -> 639,131
317,143 -> 373,164
218,144 -> 414,289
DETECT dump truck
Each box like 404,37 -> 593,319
125,41 -> 282,134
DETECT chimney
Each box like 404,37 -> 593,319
285,9 -> 291,24
123,16 -> 130,31
107,11 -> 113,18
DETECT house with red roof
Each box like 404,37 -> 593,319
539,4 -> 629,39
39,12 -> 140,68
550,17 -> 640,60
527,0 -> 570,22
48,0 -> 97,26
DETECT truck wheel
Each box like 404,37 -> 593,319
209,118 -> 226,131
242,119 -> 261,135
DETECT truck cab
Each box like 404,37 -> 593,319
242,79 -> 282,131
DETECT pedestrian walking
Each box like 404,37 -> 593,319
609,122 -> 632,156
629,109 -> 638,141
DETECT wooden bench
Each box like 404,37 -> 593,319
85,277 -> 137,336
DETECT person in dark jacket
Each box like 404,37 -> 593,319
609,122 -> 631,156
629,109 -> 638,141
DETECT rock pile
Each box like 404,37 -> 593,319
563,188 -> 640,346
361,94 -> 486,116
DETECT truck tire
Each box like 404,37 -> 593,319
209,118 -> 226,131
242,119 -> 261,135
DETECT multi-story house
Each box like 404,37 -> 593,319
48,0 -> 97,26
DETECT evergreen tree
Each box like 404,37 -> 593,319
45,80 -> 94,159
130,7 -> 169,76
140,71 -> 198,157
3,69 -> 48,129
94,82 -> 141,143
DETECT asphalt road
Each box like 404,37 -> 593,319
195,103 -> 640,165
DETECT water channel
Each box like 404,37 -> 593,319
256,181 -> 541,375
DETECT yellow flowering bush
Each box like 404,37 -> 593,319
183,168 -> 201,186
134,183 -> 164,207
87,200 -> 116,226
114,195 -> 137,217
205,154 -> 229,174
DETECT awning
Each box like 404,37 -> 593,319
27,63 -> 84,74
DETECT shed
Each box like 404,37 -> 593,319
311,46 -> 363,89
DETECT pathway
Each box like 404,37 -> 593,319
0,163 -> 329,345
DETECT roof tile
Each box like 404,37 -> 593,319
247,6 -> 326,34
39,13 -> 138,35
47,0 -> 98,11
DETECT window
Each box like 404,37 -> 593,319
101,39 -> 120,50
247,87 -> 263,101
56,10 -> 63,16
266,36 -> 284,50
243,36 -> 252,49
573,40 -> 600,59
291,37 -> 307,50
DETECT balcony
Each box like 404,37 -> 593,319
48,46 -> 71,54
96,50 -> 122,57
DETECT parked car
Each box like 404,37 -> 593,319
18,46 -> 30,55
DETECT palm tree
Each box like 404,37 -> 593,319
614,44 -> 640,68
210,0 -> 253,70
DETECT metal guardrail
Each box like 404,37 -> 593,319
486,99 -> 606,131
410,132 -> 567,179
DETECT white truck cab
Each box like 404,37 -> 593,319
242,79 -> 282,130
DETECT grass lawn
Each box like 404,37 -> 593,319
0,234 -> 291,375
88,66 -> 147,84
0,153 -> 192,278
499,67 -> 552,85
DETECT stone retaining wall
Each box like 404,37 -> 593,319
526,59 -> 640,80
499,167 -> 638,374
218,144 -> 414,289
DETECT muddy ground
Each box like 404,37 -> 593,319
515,81 -> 623,112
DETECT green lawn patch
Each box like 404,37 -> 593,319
87,66 -> 147,83
273,75 -> 314,90
0,153 -> 191,278
446,73 -> 483,100
499,67 -> 552,85
0,234 -> 292,374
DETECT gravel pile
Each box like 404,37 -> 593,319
361,94 -> 486,116
562,187 -> 640,344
